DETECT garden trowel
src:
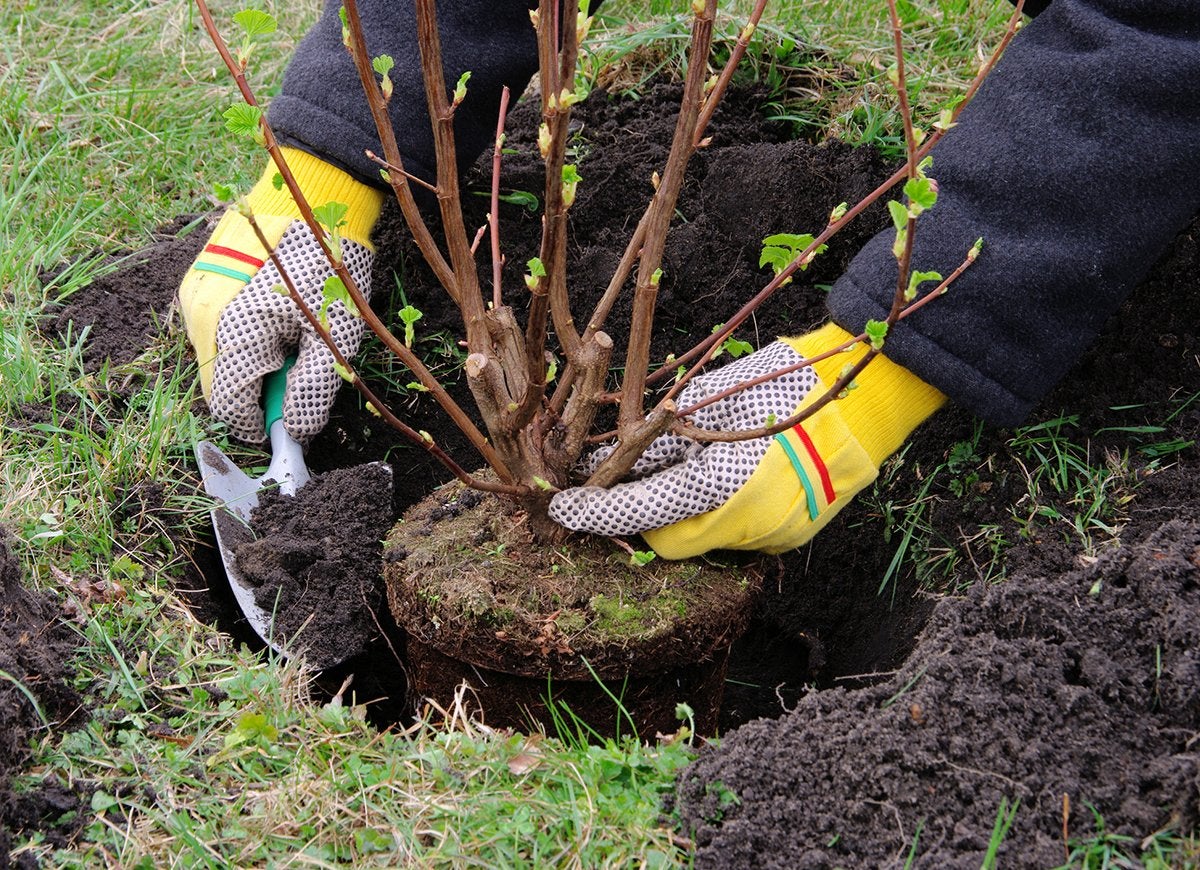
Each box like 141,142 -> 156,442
193,359 -> 323,664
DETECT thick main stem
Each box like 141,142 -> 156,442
616,0 -> 715,436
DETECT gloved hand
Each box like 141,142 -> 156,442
548,324 -> 947,559
179,148 -> 384,444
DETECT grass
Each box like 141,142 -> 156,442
2,0 -> 1194,866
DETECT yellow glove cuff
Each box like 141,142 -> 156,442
785,323 -> 947,466
643,374 -> 878,558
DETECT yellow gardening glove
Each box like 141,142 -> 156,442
548,323 -> 947,559
179,148 -> 384,443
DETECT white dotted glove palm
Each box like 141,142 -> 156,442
210,222 -> 373,444
179,149 -> 383,444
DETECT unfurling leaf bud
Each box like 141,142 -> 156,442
561,164 -> 581,208
691,0 -> 705,15
538,123 -> 552,158
829,202 -> 848,224
453,71 -> 472,106
650,171 -> 661,191
333,362 -> 355,383
967,237 -> 984,263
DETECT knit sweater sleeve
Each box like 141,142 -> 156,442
827,0 -> 1200,425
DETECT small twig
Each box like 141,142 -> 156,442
363,150 -> 439,193
693,0 -> 770,147
489,86 -> 511,311
649,3 -> 1026,390
667,247 -> 975,443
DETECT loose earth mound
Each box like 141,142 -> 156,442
37,78 -> 1200,863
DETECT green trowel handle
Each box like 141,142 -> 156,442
262,355 -> 297,433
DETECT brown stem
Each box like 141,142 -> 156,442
693,0 -> 770,147
490,86 -> 511,311
676,247 -> 976,426
534,0 -> 583,364
648,3 -> 1026,390
671,349 -> 878,444
583,403 -> 678,489
617,0 -> 715,435
411,0 -> 488,347
341,0 -> 457,302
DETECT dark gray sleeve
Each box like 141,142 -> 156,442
268,0 -> 540,187
827,0 -> 1200,426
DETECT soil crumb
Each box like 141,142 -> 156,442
233,463 -> 394,666
674,519 -> 1200,868
0,531 -> 86,863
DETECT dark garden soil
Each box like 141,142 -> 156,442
29,79 -> 1200,864
0,533 -> 87,866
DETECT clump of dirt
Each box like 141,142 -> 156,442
229,463 -> 394,666
674,519 -> 1200,867
42,215 -> 206,371
386,479 -> 762,681
0,531 -> 87,864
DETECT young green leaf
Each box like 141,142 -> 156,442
561,164 -> 582,207
759,232 -> 827,284
323,275 -> 359,319
905,269 -> 942,302
709,324 -> 753,360
233,9 -> 277,39
525,256 -> 546,291
903,176 -> 938,216
630,550 -> 657,567
887,199 -> 909,232
398,303 -> 423,347
271,172 -> 284,191
453,71 -> 472,106
312,201 -> 349,233
213,181 -> 236,202
222,104 -> 265,145
405,382 -> 430,392
864,319 -> 889,350
373,54 -> 394,100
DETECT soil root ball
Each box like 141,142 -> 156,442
674,520 -> 1200,868
385,480 -> 764,736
